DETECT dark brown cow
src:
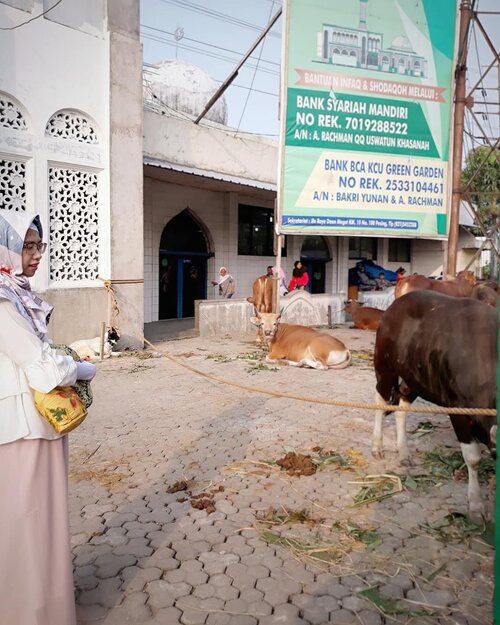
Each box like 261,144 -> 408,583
395,270 -> 475,299
344,300 -> 383,331
471,283 -> 498,307
372,290 -> 497,519
250,312 -> 351,370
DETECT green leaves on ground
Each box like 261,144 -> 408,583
423,448 -> 495,483
420,512 -> 495,545
350,474 -> 403,507
259,530 -> 342,563
332,520 -> 381,550
358,586 -> 434,617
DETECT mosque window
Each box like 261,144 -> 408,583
388,238 -> 411,263
238,204 -> 287,257
348,237 -> 378,261
0,95 -> 27,130
48,166 -> 99,281
0,158 -> 26,211
45,111 -> 98,144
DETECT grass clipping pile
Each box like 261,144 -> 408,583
69,448 -> 132,491
256,444 -> 494,554
252,444 -> 494,621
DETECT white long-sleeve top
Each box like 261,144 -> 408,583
0,299 -> 78,444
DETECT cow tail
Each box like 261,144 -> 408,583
330,350 -> 352,369
384,382 -> 404,415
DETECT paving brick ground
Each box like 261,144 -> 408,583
70,326 -> 494,625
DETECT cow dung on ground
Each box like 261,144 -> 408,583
276,452 -> 317,476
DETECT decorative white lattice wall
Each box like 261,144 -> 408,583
45,111 -> 98,144
48,166 -> 99,281
0,96 -> 27,130
0,159 -> 26,211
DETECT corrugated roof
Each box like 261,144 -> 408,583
143,157 -> 277,192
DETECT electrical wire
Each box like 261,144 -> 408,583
158,0 -> 280,38
0,0 -> 64,31
141,24 -> 280,69
143,80 -> 279,137
141,30 -> 279,76
144,63 -> 278,98
234,0 -> 277,135
470,18 -> 495,139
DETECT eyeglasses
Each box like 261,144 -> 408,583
22,242 -> 47,255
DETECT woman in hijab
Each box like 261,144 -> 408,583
211,266 -> 236,298
272,265 -> 288,296
0,210 -> 96,625
287,260 -> 309,292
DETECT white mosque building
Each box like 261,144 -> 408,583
0,0 -> 481,343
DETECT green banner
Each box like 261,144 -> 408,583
279,0 -> 459,238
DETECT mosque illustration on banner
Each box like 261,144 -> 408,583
315,0 -> 429,78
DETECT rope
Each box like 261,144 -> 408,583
97,277 -> 144,330
143,338 -> 496,417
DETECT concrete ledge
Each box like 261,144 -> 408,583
196,291 -> 346,337
197,298 -> 254,337
39,287 -> 108,345
280,290 -> 345,326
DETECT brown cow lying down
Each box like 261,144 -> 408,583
373,290 -> 497,520
250,312 -> 351,370
395,269 -> 475,298
344,300 -> 383,330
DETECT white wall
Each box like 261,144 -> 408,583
0,0 -> 143,346
144,110 -> 278,187
0,0 -> 110,288
144,176 -> 277,322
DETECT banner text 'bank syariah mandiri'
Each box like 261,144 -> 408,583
278,0 -> 458,238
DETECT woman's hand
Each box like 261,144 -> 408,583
76,361 -> 97,382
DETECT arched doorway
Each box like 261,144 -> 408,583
300,236 -> 331,294
159,209 -> 213,319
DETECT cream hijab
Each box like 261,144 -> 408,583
0,210 -> 53,339
216,266 -> 231,285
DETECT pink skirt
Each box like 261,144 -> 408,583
0,437 -> 77,625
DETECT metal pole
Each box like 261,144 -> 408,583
274,198 -> 282,314
446,0 -> 472,277
99,321 -> 106,361
494,62 -> 500,281
194,8 -> 282,125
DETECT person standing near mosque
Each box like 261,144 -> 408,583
287,260 -> 309,292
0,209 -> 96,625
211,266 -> 236,298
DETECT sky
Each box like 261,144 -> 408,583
140,0 -> 283,137
139,0 -> 499,146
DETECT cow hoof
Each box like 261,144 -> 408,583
371,449 -> 384,459
469,504 -> 486,525
399,457 -> 413,467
